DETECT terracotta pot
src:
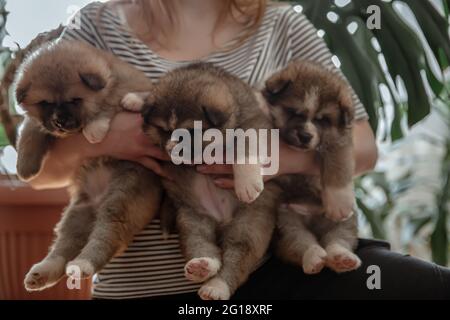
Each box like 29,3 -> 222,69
0,176 -> 92,300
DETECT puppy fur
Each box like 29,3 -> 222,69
141,63 -> 280,300
263,60 -> 361,274
15,40 -> 162,291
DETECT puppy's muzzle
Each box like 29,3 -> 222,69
52,116 -> 80,133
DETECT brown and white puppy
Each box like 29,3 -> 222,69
137,63 -> 280,300
263,60 -> 361,274
15,40 -> 162,291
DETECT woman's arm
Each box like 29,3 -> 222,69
198,120 -> 378,188
27,113 -> 170,190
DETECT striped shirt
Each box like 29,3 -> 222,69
63,1 -> 368,299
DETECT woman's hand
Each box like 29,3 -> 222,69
86,112 -> 172,178
196,120 -> 378,189
196,141 -> 319,189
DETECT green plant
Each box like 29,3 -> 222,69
295,0 -> 450,140
0,0 -> 12,147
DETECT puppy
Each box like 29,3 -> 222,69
135,63 -> 279,300
15,40 -> 162,291
263,60 -> 361,274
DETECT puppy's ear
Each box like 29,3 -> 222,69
79,72 -> 107,91
15,81 -> 31,105
202,106 -> 229,127
264,75 -> 291,97
141,94 -> 156,123
338,90 -> 354,128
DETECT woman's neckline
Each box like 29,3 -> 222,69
104,2 -> 278,65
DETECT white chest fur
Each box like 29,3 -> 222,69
191,173 -> 238,224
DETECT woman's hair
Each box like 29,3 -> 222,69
100,0 -> 268,50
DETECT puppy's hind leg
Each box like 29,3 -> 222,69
199,190 -> 277,300
276,206 -> 327,275
67,168 -> 161,279
320,216 -> 361,273
24,198 -> 95,291
177,208 -> 222,283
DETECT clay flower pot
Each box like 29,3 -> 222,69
0,176 -> 92,300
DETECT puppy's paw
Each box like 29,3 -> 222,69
322,185 -> 355,222
17,157 -> 42,181
24,257 -> 66,292
302,245 -> 327,275
326,244 -> 361,273
233,164 -> 264,203
198,277 -> 231,300
66,259 -> 96,279
184,257 -> 221,283
121,93 -> 145,112
83,119 -> 111,144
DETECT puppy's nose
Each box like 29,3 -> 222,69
298,132 -> 313,144
53,117 -> 78,130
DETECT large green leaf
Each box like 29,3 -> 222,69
294,0 -> 449,132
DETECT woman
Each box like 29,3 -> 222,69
29,0 -> 450,299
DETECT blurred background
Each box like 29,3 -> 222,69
0,0 -> 449,299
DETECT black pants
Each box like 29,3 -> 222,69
149,239 -> 450,300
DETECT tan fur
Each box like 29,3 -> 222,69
15,41 -> 163,292
142,63 -> 280,300
263,60 -> 360,274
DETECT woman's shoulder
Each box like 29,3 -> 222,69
74,1 -> 117,24
267,2 -> 312,33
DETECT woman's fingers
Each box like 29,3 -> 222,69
197,164 -> 233,174
136,157 -> 172,180
147,146 -> 171,161
214,178 -> 235,189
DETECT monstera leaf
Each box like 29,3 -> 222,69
294,0 -> 450,140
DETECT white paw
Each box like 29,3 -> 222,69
24,257 -> 66,292
184,257 -> 221,283
322,185 -> 355,222
66,259 -> 95,279
83,119 -> 111,144
234,164 -> 264,204
121,93 -> 145,112
302,245 -> 327,275
198,277 -> 231,300
326,244 -> 361,273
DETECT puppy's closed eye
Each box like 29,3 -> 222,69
79,72 -> 107,91
314,115 -> 332,127
202,106 -> 229,128
38,100 -> 55,108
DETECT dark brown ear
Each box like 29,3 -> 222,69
202,106 -> 229,128
339,92 -> 355,128
264,75 -> 291,97
15,82 -> 31,104
79,72 -> 106,91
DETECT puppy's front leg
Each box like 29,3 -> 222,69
320,140 -> 355,222
83,117 -> 111,144
16,117 -> 54,181
233,163 -> 264,203
121,92 -> 151,112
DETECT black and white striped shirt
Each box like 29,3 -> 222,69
63,1 -> 368,299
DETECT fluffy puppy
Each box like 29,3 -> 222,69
136,63 -> 279,300
263,60 -> 361,274
15,40 -> 162,291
